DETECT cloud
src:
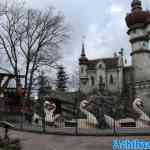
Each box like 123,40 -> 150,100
88,24 -> 97,33
22,0 -> 138,73
109,5 -> 123,14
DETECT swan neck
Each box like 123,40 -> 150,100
80,106 -> 89,115
133,102 -> 144,115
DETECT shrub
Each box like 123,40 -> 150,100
0,136 -> 21,150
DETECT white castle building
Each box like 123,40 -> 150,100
79,0 -> 150,112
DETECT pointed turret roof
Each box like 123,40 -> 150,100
81,43 -> 86,57
79,42 -> 88,65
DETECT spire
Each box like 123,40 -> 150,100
79,37 -> 88,64
131,0 -> 142,11
81,42 -> 86,57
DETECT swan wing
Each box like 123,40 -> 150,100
139,113 -> 150,121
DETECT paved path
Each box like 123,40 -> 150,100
1,129 -> 150,150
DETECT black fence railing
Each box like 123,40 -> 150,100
0,96 -> 150,136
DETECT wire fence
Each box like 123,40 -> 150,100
0,95 -> 150,136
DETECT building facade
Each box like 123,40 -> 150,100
79,0 -> 150,112
79,44 -> 129,94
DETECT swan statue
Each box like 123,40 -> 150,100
104,97 -> 150,128
33,100 -> 56,125
77,99 -> 98,128
44,101 -> 56,123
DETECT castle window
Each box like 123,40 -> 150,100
81,67 -> 84,73
99,64 -> 102,69
109,75 -> 113,84
91,76 -> 95,86
99,76 -> 103,84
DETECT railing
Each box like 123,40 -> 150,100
0,96 -> 150,136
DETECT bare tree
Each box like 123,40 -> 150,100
0,1 -> 70,98
0,2 -> 24,82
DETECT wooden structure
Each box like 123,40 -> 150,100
0,73 -> 26,112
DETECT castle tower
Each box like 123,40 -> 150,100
125,0 -> 150,112
126,0 -> 150,82
79,43 -> 89,93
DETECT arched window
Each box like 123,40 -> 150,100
110,75 -> 113,84
99,76 -> 103,84
99,64 -> 102,69
91,76 -> 95,86
81,67 -> 84,73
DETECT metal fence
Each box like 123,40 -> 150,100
0,96 -> 150,136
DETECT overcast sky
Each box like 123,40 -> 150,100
25,0 -> 150,74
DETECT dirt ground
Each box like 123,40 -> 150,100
1,128 -> 150,150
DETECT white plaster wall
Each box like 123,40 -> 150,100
79,64 -> 89,94
80,65 -> 88,77
80,77 -> 90,94
132,41 -> 148,51
129,29 -> 145,40
132,53 -> 150,82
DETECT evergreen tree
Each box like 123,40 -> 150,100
56,66 -> 69,91
38,72 -> 51,98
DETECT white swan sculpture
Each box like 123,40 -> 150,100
33,100 -> 56,125
44,101 -> 56,123
77,100 -> 98,128
104,97 -> 150,128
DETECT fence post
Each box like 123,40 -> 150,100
41,97 -> 46,133
112,108 -> 117,136
20,97 -> 24,129
75,94 -> 78,136
113,119 -> 116,136
1,97 -> 5,121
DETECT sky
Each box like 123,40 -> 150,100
12,0 -> 150,74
